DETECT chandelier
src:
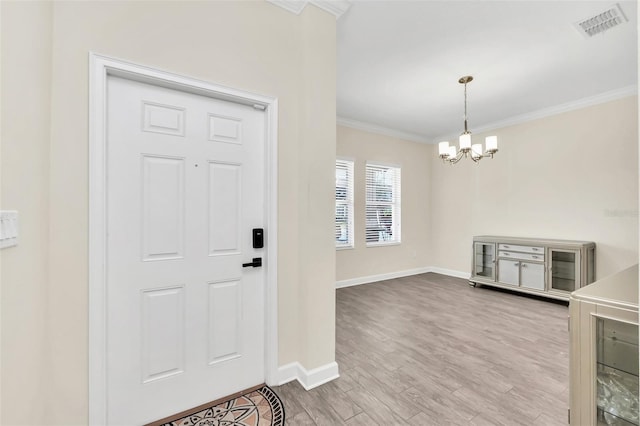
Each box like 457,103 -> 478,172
438,76 -> 498,164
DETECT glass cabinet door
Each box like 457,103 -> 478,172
474,242 -> 495,280
549,249 -> 580,292
596,317 -> 639,425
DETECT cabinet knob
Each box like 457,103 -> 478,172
532,255 -> 538,259
522,263 -> 527,268
514,262 -> 519,266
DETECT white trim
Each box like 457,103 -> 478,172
311,0 -> 351,18
338,86 -> 637,146
276,362 -> 300,386
335,266 -> 470,288
266,0 -> 306,15
88,53 -> 279,425
336,267 -> 432,288
277,361 -> 340,390
365,241 -> 401,248
432,85 -> 638,143
364,159 -> 402,169
266,0 -> 351,18
429,267 -> 471,280
337,116 -> 430,144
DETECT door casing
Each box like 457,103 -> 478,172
88,52 -> 279,425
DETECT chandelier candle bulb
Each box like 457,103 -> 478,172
485,136 -> 498,151
438,141 -> 450,156
471,144 -> 483,158
448,146 -> 457,159
459,133 -> 471,150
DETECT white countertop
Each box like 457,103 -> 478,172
571,264 -> 638,312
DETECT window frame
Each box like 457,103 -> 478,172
335,158 -> 355,249
365,162 -> 401,247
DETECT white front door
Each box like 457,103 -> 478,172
106,75 -> 266,425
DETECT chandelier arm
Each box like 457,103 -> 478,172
449,152 -> 464,164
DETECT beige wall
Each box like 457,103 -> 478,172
430,96 -> 639,279
2,1 -> 336,424
0,1 -> 53,425
336,126 -> 431,282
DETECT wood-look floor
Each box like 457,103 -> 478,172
273,273 -> 570,425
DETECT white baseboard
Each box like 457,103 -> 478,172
336,266 -> 470,288
429,267 -> 471,280
277,361 -> 340,390
336,267 -> 432,288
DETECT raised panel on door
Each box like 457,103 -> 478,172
208,162 -> 241,256
498,259 -> 519,286
208,279 -> 242,365
520,262 -> 545,290
141,286 -> 185,383
142,155 -> 185,261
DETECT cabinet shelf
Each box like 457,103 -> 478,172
597,408 -> 638,426
551,277 -> 576,292
596,364 -> 639,425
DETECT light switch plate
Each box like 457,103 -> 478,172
0,211 -> 18,249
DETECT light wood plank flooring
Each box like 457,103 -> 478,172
273,272 -> 570,425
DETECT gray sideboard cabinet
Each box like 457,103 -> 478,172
470,236 -> 596,301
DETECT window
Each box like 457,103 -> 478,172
365,163 -> 401,245
335,159 -> 354,248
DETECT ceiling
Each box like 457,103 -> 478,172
336,1 -> 638,143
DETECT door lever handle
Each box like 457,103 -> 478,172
242,257 -> 262,268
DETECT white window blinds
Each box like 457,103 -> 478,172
335,159 -> 354,248
365,163 -> 401,245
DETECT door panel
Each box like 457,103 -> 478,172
474,242 -> 496,280
106,75 -> 265,425
208,162 -> 242,255
498,259 -> 519,286
520,262 -> 545,290
550,249 -> 580,292
141,286 -> 185,383
141,155 -> 186,261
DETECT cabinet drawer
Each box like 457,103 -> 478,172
498,244 -> 544,254
499,251 -> 545,262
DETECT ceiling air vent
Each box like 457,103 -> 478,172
574,3 -> 628,38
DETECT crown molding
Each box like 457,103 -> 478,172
432,85 -> 638,143
337,117 -> 430,144
311,0 -> 351,17
266,0 -> 351,18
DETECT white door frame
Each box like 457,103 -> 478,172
88,53 -> 279,425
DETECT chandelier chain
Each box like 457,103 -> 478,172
463,81 -> 468,133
